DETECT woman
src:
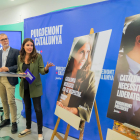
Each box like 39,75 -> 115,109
57,35 -> 96,122
17,38 -> 54,140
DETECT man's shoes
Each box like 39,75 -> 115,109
11,122 -> 18,134
0,119 -> 10,127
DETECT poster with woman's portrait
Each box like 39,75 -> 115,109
57,29 -> 112,122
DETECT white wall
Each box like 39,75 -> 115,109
0,0 -> 106,25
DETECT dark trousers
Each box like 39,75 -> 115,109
23,89 -> 43,134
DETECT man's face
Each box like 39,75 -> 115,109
0,35 -> 9,48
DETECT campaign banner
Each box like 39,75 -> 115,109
107,14 -> 140,128
24,0 -> 140,139
57,30 -> 111,122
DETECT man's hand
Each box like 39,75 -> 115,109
0,68 -> 3,72
1,67 -> 9,72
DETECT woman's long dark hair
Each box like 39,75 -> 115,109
66,36 -> 92,91
20,38 -> 38,63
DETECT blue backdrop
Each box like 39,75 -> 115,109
23,0 -> 140,139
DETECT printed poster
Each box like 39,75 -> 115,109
56,29 -> 112,122
107,14 -> 140,128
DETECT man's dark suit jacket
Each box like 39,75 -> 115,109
0,47 -> 19,86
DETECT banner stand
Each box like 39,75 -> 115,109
51,100 -> 103,140
50,28 -> 103,140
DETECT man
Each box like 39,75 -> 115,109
0,33 -> 19,133
107,17 -> 140,128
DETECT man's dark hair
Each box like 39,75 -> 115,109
121,17 -> 140,54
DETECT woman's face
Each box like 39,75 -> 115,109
24,41 -> 33,54
74,43 -> 90,70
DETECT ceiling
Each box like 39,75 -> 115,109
0,0 -> 109,11
0,0 -> 35,10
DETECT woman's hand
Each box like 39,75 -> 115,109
19,73 -> 26,78
44,62 -> 55,71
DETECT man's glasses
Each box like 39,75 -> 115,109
0,38 -> 8,41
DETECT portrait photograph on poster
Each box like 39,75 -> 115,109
107,14 -> 140,128
56,29 -> 112,123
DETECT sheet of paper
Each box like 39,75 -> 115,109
0,72 -> 28,77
